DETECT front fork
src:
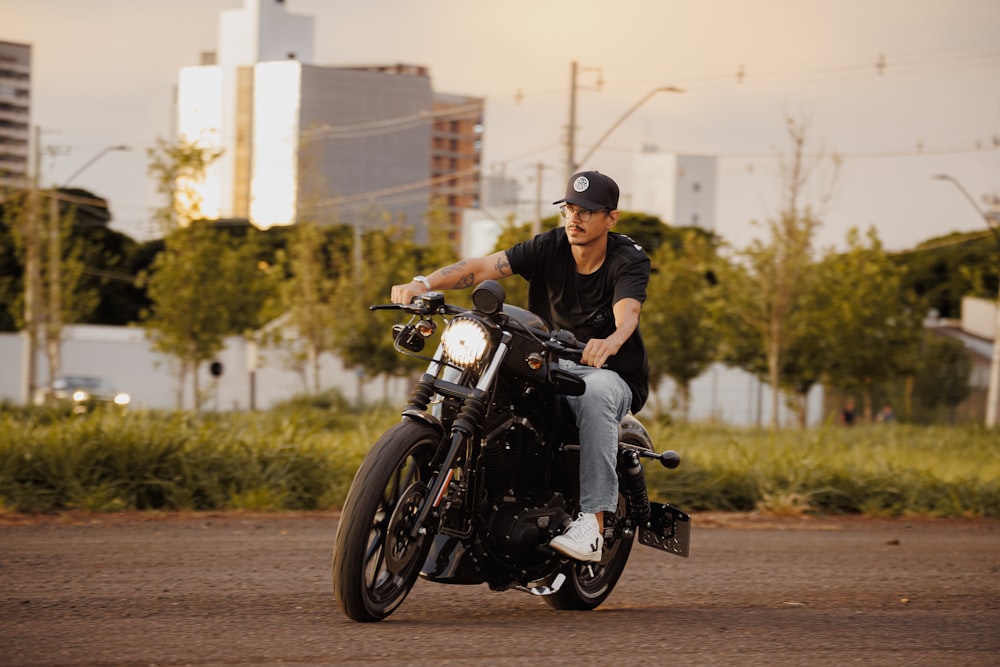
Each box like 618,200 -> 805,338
404,333 -> 512,540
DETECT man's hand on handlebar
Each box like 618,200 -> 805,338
390,280 -> 426,305
581,337 -> 620,369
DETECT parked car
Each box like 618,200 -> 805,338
35,376 -> 130,413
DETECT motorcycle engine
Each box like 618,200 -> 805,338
485,490 -> 571,565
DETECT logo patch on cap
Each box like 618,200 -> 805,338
573,176 -> 590,192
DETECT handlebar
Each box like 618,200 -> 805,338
372,296 -> 591,363
543,329 -> 585,361
369,292 -> 464,317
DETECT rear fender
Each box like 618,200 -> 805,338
618,413 -> 653,451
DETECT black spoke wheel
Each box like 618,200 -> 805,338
546,432 -> 651,611
332,420 -> 439,622
544,490 -> 635,611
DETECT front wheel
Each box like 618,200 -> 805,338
332,420 -> 439,622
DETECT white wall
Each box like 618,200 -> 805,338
0,325 -> 412,411
962,296 -> 998,342
650,363 -> 826,427
1,325 -> 823,424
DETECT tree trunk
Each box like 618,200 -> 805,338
193,361 -> 201,412
45,194 -> 62,391
795,390 -> 808,428
309,345 -> 320,394
176,360 -> 187,410
768,330 -> 781,430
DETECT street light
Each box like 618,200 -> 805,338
23,143 -> 132,404
933,173 -> 1000,427
574,86 -> 685,170
63,144 -> 130,187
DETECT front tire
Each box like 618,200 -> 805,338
332,420 -> 439,622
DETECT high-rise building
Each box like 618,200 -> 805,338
0,40 -> 31,191
632,149 -> 717,230
431,92 -> 484,241
175,0 -> 482,243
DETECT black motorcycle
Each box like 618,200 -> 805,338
332,280 -> 690,622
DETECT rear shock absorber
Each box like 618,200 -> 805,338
621,449 -> 651,528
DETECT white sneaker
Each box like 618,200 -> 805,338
550,513 -> 603,562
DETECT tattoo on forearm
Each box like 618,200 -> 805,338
494,255 -> 511,275
440,261 -> 472,289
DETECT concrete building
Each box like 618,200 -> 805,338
431,92 -> 484,244
632,148 -> 717,229
0,40 -> 31,190
175,0 -> 482,243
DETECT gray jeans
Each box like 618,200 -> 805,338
558,358 -> 633,515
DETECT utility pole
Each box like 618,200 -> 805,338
532,161 -> 545,237
564,61 -> 602,181
566,61 -> 577,182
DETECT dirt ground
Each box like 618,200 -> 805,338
1,511 -> 997,667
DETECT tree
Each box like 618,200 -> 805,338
643,232 -> 722,420
329,225 -> 426,399
0,193 -> 27,332
719,115 -> 835,429
141,223 -> 276,409
39,192 -> 102,390
142,138 -> 276,410
811,227 -> 925,419
615,212 -> 670,255
894,230 -> 999,319
777,278 -> 828,427
146,136 -> 223,233
911,333 -> 972,423
271,221 -> 344,393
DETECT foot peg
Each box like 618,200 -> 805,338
518,572 -> 567,596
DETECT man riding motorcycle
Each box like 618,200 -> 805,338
391,170 -> 650,563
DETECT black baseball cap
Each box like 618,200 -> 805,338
553,170 -> 620,211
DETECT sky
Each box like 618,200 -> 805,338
3,0 -> 999,252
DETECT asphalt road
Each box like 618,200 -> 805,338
1,512 -> 997,666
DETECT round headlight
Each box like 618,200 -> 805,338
72,390 -> 89,402
441,318 -> 490,368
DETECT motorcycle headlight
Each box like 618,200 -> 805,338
441,318 -> 490,368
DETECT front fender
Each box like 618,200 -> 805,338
401,409 -> 445,439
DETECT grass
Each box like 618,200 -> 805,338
1,404 -> 997,517
643,422 -> 1000,517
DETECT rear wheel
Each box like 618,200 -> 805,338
332,420 -> 439,622
544,490 -> 634,610
546,433 -> 650,611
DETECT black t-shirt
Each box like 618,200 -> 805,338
505,228 -> 651,413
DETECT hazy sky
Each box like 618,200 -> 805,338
3,0 -> 999,251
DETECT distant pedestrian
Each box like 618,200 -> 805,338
840,398 -> 856,426
876,403 -> 895,423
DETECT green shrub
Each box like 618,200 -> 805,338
644,423 -> 999,517
0,408 -> 996,517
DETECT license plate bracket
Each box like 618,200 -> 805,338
638,502 -> 690,557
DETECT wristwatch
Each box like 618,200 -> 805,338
413,275 -> 431,291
